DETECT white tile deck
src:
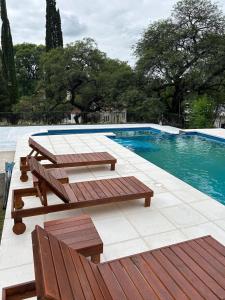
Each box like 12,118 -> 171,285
1,124 -> 225,292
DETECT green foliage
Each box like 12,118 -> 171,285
119,89 -> 165,122
0,55 -> 10,111
46,0 -> 63,51
14,43 -> 45,97
189,95 -> 216,128
39,38 -> 134,112
135,0 -> 225,120
0,0 -> 18,109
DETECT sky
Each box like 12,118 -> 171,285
3,0 -> 225,65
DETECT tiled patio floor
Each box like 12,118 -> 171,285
1,125 -> 225,293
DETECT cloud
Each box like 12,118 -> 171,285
62,13 -> 87,39
1,0 -> 225,64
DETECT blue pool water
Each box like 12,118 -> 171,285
111,130 -> 225,205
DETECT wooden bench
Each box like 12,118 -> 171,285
20,137 -> 117,182
4,226 -> 225,299
12,157 -> 153,235
44,214 -> 103,263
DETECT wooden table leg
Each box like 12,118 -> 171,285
91,254 -> 100,264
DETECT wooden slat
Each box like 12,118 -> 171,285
130,254 -> 174,300
60,242 -> 85,300
187,240 -> 225,276
142,252 -> 189,299
98,263 -> 127,300
172,243 -> 225,298
161,247 -> 219,299
120,257 -> 159,300
152,249 -> 204,300
34,227 -> 60,299
89,263 -> 113,299
82,181 -> 100,200
48,234 -> 74,299
79,254 -> 105,299
29,138 -> 57,163
70,248 -> 96,299
109,260 -> 143,299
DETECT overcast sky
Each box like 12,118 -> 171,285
3,0 -> 225,64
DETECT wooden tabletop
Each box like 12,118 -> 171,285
44,214 -> 103,258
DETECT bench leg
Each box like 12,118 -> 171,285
20,170 -> 28,182
144,196 -> 151,207
91,254 -> 101,264
13,217 -> 26,235
111,163 -> 115,171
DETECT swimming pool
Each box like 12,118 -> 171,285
111,130 -> 225,205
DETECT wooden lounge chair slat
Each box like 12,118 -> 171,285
161,247 -> 218,299
196,238 -> 225,268
29,138 -> 57,163
60,241 -> 86,300
95,180 -> 114,198
89,263 -> 113,300
109,260 -> 143,300
124,176 -> 150,194
48,234 -> 75,299
86,180 -> 108,198
129,176 -> 153,193
79,255 -> 105,299
130,254 -> 174,300
142,252 -> 189,299
171,244 -> 225,298
82,181 -> 100,200
74,182 -> 89,201
152,249 -> 204,300
120,257 -> 159,300
106,179 -> 125,196
97,180 -> 119,197
98,263 -> 127,300
34,227 -> 60,299
114,178 -> 134,195
119,177 -> 140,194
188,240 -> 225,275
128,176 -> 151,193
77,182 -> 94,201
70,248 -> 96,299
204,235 -> 225,256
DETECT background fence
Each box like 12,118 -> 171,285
0,112 -> 186,128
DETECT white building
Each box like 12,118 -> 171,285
214,107 -> 225,128
99,109 -> 127,124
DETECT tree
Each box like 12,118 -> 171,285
135,0 -> 225,122
14,43 -> 45,97
40,38 -> 136,113
0,51 -> 10,111
46,0 -> 63,51
189,95 -> 216,128
0,0 -> 18,109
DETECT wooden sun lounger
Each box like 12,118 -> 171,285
20,137 -> 117,182
4,226 -> 225,299
12,157 -> 153,234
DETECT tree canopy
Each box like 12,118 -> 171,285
135,0 -> 225,124
46,0 -> 63,51
0,0 -> 17,110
